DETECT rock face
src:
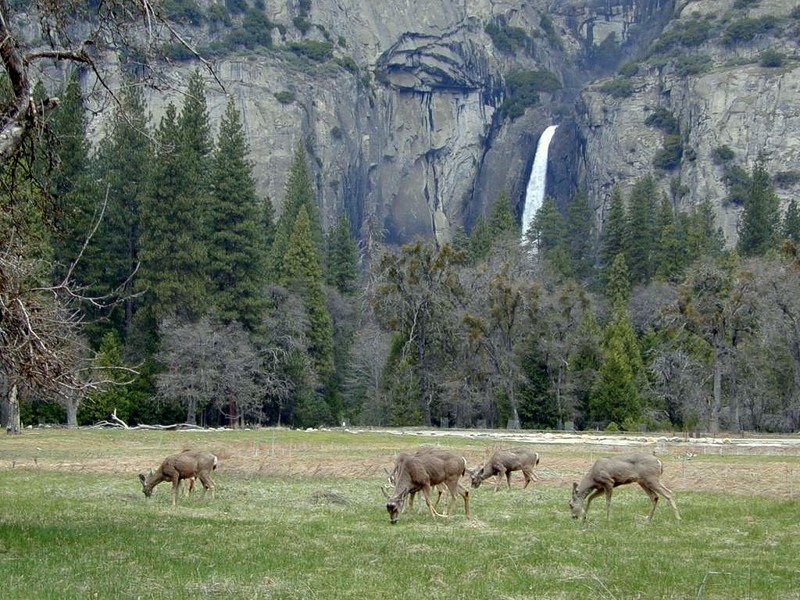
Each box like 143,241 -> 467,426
88,0 -> 800,247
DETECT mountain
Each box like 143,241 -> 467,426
90,0 -> 798,247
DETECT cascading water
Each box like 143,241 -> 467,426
520,125 -> 558,245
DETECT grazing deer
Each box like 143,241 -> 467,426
469,448 -> 540,490
569,452 -> 681,522
383,448 -> 470,523
139,450 -> 218,506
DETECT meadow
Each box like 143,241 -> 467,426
1,427 -> 799,599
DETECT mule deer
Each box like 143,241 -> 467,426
469,448 -> 540,490
385,449 -> 447,513
139,450 -> 218,506
569,452 -> 680,522
383,448 -> 470,523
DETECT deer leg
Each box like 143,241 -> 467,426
639,484 -> 660,521
604,487 -> 614,520
197,472 -> 215,500
171,476 -> 181,506
505,470 -> 513,489
432,485 -> 444,511
421,486 -> 444,518
583,488 -> 605,519
459,483 -> 470,518
522,467 -> 532,489
653,483 -> 681,521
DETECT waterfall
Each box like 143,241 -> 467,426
520,125 -> 558,245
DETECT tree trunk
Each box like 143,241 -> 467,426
65,395 -> 79,428
186,398 -> 197,425
6,382 -> 21,434
710,347 -> 722,434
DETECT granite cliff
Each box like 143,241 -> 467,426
84,0 -> 800,247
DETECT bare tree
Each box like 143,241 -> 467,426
0,1 -> 217,430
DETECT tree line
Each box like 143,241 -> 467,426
4,68 -> 800,433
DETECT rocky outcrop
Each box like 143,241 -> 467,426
101,0 -> 679,248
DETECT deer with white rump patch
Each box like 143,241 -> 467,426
569,452 -> 680,522
139,450 -> 218,506
383,448 -> 470,524
469,447 -> 540,490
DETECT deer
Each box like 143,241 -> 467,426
139,450 -> 218,506
383,448 -> 470,524
469,447 -> 540,490
569,452 -> 681,522
385,450 -> 447,513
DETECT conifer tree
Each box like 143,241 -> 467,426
686,197 -> 725,261
268,144 -> 322,281
466,215 -> 492,264
738,156 -> 781,256
208,98 -> 266,331
626,174 -> 659,283
565,190 -> 596,280
600,184 -> 628,273
137,103 -> 208,337
282,206 -> 336,399
782,199 -> 800,244
93,82 -> 153,340
488,189 -> 519,239
326,215 -> 360,294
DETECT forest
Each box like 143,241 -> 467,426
3,61 -> 800,435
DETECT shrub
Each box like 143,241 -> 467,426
644,108 -> 680,135
274,91 -> 295,104
160,0 -> 204,25
722,16 -> 778,45
485,20 -> 534,54
333,56 -> 358,74
618,61 -> 640,77
773,170 -> 800,187
293,15 -> 312,34
675,54 -> 711,76
733,0 -> 760,8
287,40 -> 333,61
653,134 -> 683,170
226,9 -> 274,49
759,49 -> 785,67
599,77 -> 633,98
713,145 -> 735,164
651,18 -> 713,53
226,0 -> 248,15
500,69 -> 562,119
723,164 -> 751,205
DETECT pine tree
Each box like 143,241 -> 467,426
782,199 -> 800,244
488,189 -> 519,239
565,190 -> 596,280
208,98 -> 267,331
686,197 -> 725,261
282,206 -> 336,405
93,82 -> 153,341
467,215 -> 492,264
531,196 -> 566,253
326,215 -> 360,294
738,156 -> 781,256
268,144 -> 322,281
627,174 -> 658,284
600,184 -> 628,271
137,103 -> 208,335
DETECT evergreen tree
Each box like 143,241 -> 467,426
600,184 -> 628,274
488,189 -> 519,239
282,206 -> 336,412
565,190 -> 596,280
466,215 -> 492,264
782,199 -> 800,244
686,197 -> 725,261
208,98 -> 267,331
268,144 -> 322,281
531,195 -> 566,253
738,156 -> 781,256
326,215 -> 360,294
137,102 -> 208,337
93,82 -> 153,342
626,174 -> 659,283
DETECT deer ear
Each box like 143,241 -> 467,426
138,472 -> 146,483
572,482 -> 578,493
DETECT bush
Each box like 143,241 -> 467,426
293,15 -> 312,34
287,40 -> 333,61
651,18 -> 713,53
723,16 -> 778,45
226,9 -> 274,50
653,134 -> 683,170
712,145 -> 735,164
599,77 -> 633,98
161,0 -> 204,25
723,164 -> 751,205
485,20 -> 534,55
773,170 -> 800,187
500,69 -> 562,119
759,49 -> 785,67
274,90 -> 295,104
675,54 -> 711,76
333,55 -> 358,74
644,108 -> 680,135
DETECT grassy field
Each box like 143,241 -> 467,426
1,428 -> 799,599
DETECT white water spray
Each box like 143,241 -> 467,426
520,125 -> 558,244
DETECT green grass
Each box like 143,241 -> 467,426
0,429 -> 799,599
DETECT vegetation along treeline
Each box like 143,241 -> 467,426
3,65 -> 800,434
